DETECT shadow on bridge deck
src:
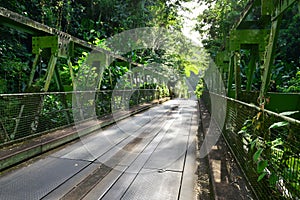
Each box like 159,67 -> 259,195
0,99 -> 198,200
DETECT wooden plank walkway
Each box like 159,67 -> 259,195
0,99 -> 198,200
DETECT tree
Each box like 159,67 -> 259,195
0,0 -> 199,93
195,0 -> 248,57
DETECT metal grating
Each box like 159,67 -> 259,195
0,89 -> 161,146
202,91 -> 300,199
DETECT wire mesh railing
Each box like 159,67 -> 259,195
202,91 -> 300,200
0,89 -> 163,146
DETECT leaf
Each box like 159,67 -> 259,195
283,168 -> 295,181
257,172 -> 267,182
279,111 -> 299,116
286,157 -> 300,170
242,119 -> 252,126
269,121 -> 289,129
250,138 -> 258,151
253,148 -> 263,162
269,173 -> 279,186
257,160 -> 268,173
238,128 -> 247,135
270,138 -> 283,148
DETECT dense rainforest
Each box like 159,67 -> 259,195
1,1 -> 299,198
0,0 -> 205,94
1,0 -> 300,94
0,0 -> 210,144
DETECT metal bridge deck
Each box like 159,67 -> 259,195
0,99 -> 198,200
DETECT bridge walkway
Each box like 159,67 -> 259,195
0,99 -> 198,200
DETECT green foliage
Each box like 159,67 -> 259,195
100,64 -> 129,90
60,65 -> 73,87
269,121 -> 289,129
277,7 -> 300,65
0,0 -> 199,94
0,26 -> 31,93
257,171 -> 268,182
40,95 -> 70,126
253,148 -> 263,163
195,78 -> 204,98
257,160 -> 268,174
0,1 -> 205,146
239,114 -> 300,195
0,98 -> 21,142
279,111 -> 300,116
196,0 -> 248,57
0,59 -> 29,93
0,0 -> 205,148
277,71 -> 300,93
238,113 -> 275,182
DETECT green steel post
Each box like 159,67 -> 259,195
246,47 -> 258,92
259,17 -> 282,102
108,68 -> 113,89
67,58 -> 76,90
129,63 -> 133,89
108,59 -> 114,89
44,54 -> 58,92
54,66 -> 72,124
261,0 -> 273,15
54,66 -> 64,91
234,51 -> 241,100
28,52 -> 40,87
272,0 -> 298,21
144,68 -> 146,90
137,72 -> 141,103
227,52 -> 234,96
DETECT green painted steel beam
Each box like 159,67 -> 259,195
236,0 -> 299,22
0,7 -> 141,66
229,29 -> 269,51
259,17 -> 282,102
272,0 -> 299,21
28,53 -> 40,88
266,93 -> 300,113
67,58 -> 76,90
32,36 -> 74,58
233,0 -> 256,29
225,0 -> 300,104
234,52 -> 241,100
236,15 -> 271,29
32,36 -> 59,54
261,0 -> 273,15
246,47 -> 258,92
44,54 -> 58,92
227,53 -> 234,95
